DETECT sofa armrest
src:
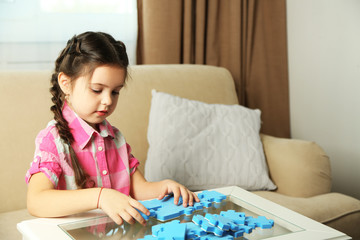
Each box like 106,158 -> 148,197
261,134 -> 332,197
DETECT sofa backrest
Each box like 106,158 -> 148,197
0,64 -> 238,213
0,70 -> 53,213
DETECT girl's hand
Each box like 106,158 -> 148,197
98,188 -> 150,226
157,179 -> 200,207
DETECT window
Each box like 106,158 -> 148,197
0,0 -> 138,70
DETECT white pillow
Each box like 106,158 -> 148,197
145,90 -> 277,191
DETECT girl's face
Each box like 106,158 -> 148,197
64,65 -> 126,130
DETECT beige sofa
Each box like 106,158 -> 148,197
1,64 -> 359,239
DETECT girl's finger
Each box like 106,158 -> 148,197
119,210 -> 135,225
187,190 -> 194,206
172,187 -> 181,205
158,191 -> 167,200
180,187 -> 189,207
130,199 -> 150,217
127,205 -> 147,226
194,192 -> 200,202
109,213 -> 123,226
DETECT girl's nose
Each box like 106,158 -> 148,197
101,93 -> 112,106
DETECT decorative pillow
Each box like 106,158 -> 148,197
144,90 -> 277,191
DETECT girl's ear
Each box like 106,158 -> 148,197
58,72 -> 72,95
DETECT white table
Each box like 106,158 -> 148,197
17,186 -> 351,240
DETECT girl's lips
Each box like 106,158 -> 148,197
97,111 -> 107,116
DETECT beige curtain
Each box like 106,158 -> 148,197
137,0 -> 290,138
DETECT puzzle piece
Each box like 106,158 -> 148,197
193,215 -> 224,237
228,229 -> 245,238
235,224 -> 252,234
152,220 -> 181,236
156,205 -> 194,221
152,220 -> 187,240
199,200 -> 213,208
196,200 -> 212,208
205,213 -> 239,231
140,198 -> 163,211
245,216 -> 274,229
152,220 -> 206,240
203,212 -> 253,235
136,209 -> 157,221
185,222 -> 207,239
138,195 -> 184,222
219,210 -> 246,225
198,191 -> 227,203
156,196 -> 196,221
138,191 -> 227,222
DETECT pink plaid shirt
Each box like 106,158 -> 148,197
25,102 -> 139,195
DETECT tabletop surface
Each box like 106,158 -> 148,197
17,186 -> 351,240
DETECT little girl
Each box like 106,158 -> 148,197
26,31 -> 199,226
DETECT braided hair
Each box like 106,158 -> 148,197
50,32 -> 129,188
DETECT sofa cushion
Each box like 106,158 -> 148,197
254,191 -> 360,238
261,134 -> 332,197
145,90 -> 276,191
111,64 -> 239,174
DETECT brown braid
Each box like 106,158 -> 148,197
49,32 -> 129,189
50,73 -> 90,189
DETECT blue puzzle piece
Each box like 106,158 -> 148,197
152,220 -> 187,240
245,216 -> 274,229
152,220 -> 181,236
152,220 -> 206,240
228,229 -> 244,238
156,206 -> 186,222
139,195 -> 190,222
192,201 -> 206,210
139,191 -> 227,222
156,199 -> 195,221
199,199 -> 213,208
219,210 -> 246,225
236,224 -> 252,234
185,222 -> 207,239
205,213 -> 239,231
198,191 -> 227,203
184,206 -> 196,215
136,209 -> 157,221
139,198 -> 163,211
193,215 -> 224,237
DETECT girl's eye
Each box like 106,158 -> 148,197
92,89 -> 102,93
112,91 -> 120,96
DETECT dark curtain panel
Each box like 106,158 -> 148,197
137,0 -> 290,138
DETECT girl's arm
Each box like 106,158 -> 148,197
27,172 -> 149,226
27,172 -> 99,217
130,169 -> 200,207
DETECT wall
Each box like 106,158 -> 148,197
287,0 -> 360,199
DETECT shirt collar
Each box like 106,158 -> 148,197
62,102 -> 115,149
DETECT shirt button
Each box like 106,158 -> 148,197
102,170 -> 108,175
98,146 -> 103,151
